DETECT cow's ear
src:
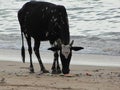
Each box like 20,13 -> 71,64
48,47 -> 60,51
71,47 -> 84,51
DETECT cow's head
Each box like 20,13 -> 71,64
48,40 -> 84,74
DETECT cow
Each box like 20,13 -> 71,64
18,1 -> 83,75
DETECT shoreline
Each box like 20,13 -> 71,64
0,48 -> 120,67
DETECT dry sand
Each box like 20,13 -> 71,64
0,49 -> 120,90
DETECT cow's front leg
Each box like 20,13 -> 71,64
56,57 -> 61,74
52,51 -> 61,74
34,40 -> 49,73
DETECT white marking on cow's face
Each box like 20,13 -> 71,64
61,45 -> 71,59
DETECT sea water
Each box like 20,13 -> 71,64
0,0 -> 120,56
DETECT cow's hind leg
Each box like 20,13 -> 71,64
25,35 -> 34,73
34,39 -> 49,73
52,51 -> 61,74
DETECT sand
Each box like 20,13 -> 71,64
0,49 -> 120,90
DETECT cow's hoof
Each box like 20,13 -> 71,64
30,68 -> 34,73
52,70 -> 57,74
52,69 -> 61,74
57,69 -> 62,74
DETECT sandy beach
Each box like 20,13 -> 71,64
0,49 -> 120,90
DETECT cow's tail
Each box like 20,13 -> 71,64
21,31 -> 25,63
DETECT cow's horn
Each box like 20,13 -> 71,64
70,40 -> 74,46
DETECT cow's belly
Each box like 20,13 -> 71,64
28,31 -> 49,41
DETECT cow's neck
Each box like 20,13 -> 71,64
61,32 -> 70,45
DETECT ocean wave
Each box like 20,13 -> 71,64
0,34 -> 120,56
70,35 -> 120,56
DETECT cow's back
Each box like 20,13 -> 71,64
22,1 -> 56,30
18,1 -> 70,43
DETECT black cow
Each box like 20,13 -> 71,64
18,1 -> 83,74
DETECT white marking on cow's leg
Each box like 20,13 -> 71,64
61,45 -> 70,59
